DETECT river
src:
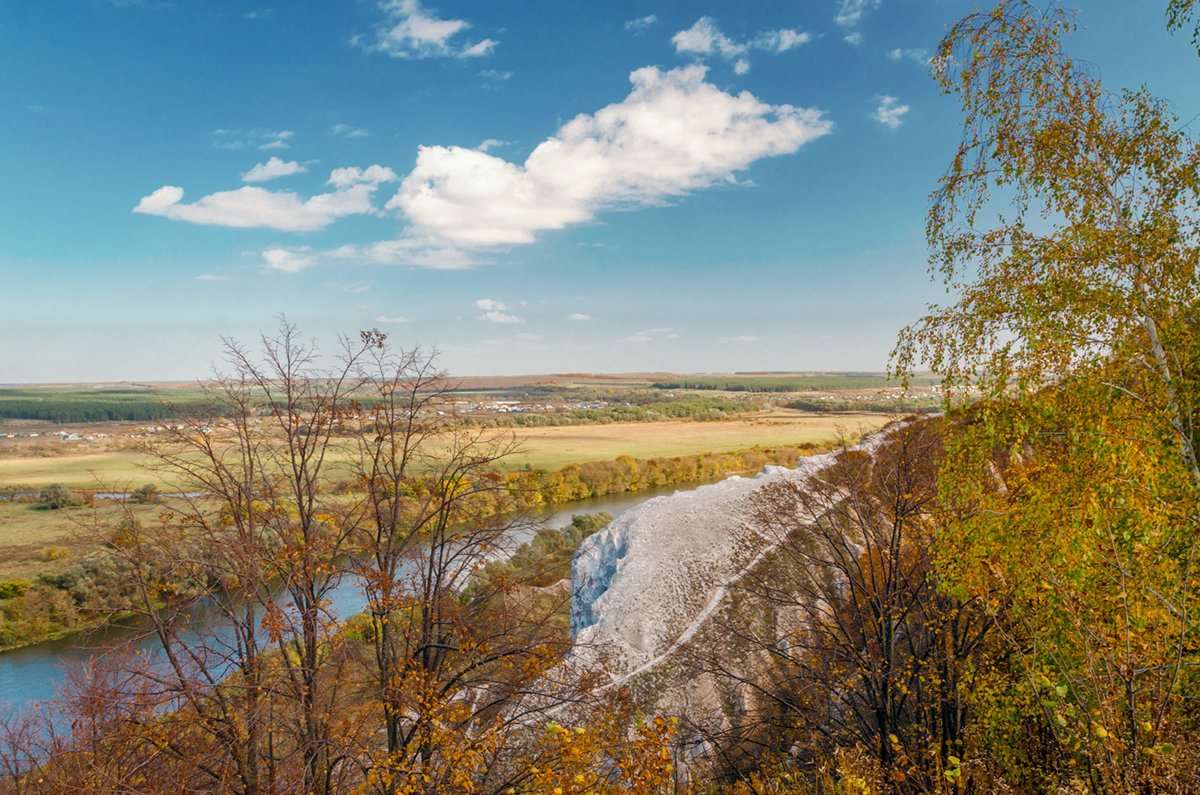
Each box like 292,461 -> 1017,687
0,483 -> 692,716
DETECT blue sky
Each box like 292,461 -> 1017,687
3,1 -> 1198,383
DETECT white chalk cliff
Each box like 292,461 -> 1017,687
569,430 -> 894,683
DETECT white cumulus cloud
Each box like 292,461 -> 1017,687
474,298 -> 523,324
262,247 -> 315,272
134,165 -> 398,232
673,17 -> 746,59
385,65 -> 831,250
242,157 -> 306,183
328,164 -> 399,188
363,0 -> 497,59
873,95 -> 909,128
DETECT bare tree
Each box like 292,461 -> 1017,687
343,337 -> 580,793
21,324 -> 585,793
61,321 -> 378,793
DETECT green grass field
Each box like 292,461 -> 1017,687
0,452 -> 177,490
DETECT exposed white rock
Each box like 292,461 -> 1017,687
569,431 -> 895,680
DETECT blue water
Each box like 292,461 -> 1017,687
0,485 -> 683,717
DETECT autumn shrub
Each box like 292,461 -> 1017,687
40,545 -> 70,561
0,579 -> 31,600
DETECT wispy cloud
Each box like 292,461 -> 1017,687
730,335 -> 759,342
331,123 -> 372,138
835,0 -> 880,29
478,68 -> 514,84
106,0 -> 171,8
886,47 -> 931,65
568,313 -> 592,321
625,15 -> 657,34
873,95 -> 909,128
195,273 -> 229,281
212,128 -> 294,151
624,328 -> 677,343
474,298 -> 523,324
241,156 -> 306,183
360,0 -> 497,59
375,315 -> 411,323
672,17 -> 810,74
134,165 -> 397,232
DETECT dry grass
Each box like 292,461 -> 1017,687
504,410 -> 885,470
0,500 -> 171,581
0,410 -> 891,579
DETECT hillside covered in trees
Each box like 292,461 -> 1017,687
4,1 -> 1200,792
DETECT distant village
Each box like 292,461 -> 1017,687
0,387 -> 950,445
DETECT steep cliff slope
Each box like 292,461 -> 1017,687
567,425 -> 898,687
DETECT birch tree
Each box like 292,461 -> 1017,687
893,2 -> 1200,788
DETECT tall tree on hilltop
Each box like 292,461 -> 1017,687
893,1 -> 1200,788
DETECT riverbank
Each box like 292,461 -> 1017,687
0,437 -> 861,655
0,480 -> 737,714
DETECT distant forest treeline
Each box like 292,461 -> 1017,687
0,388 -> 218,423
782,395 -> 942,414
477,395 -> 760,427
651,373 -> 941,393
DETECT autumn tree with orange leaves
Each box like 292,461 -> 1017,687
894,1 -> 1200,789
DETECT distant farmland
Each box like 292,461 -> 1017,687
0,373 -> 944,424
650,373 -> 941,393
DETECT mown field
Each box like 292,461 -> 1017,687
0,409 -> 882,489
502,409 -> 883,470
0,409 -> 885,582
650,373 -> 942,392
0,452 -> 167,491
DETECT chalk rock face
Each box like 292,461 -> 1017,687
569,450 -> 844,677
